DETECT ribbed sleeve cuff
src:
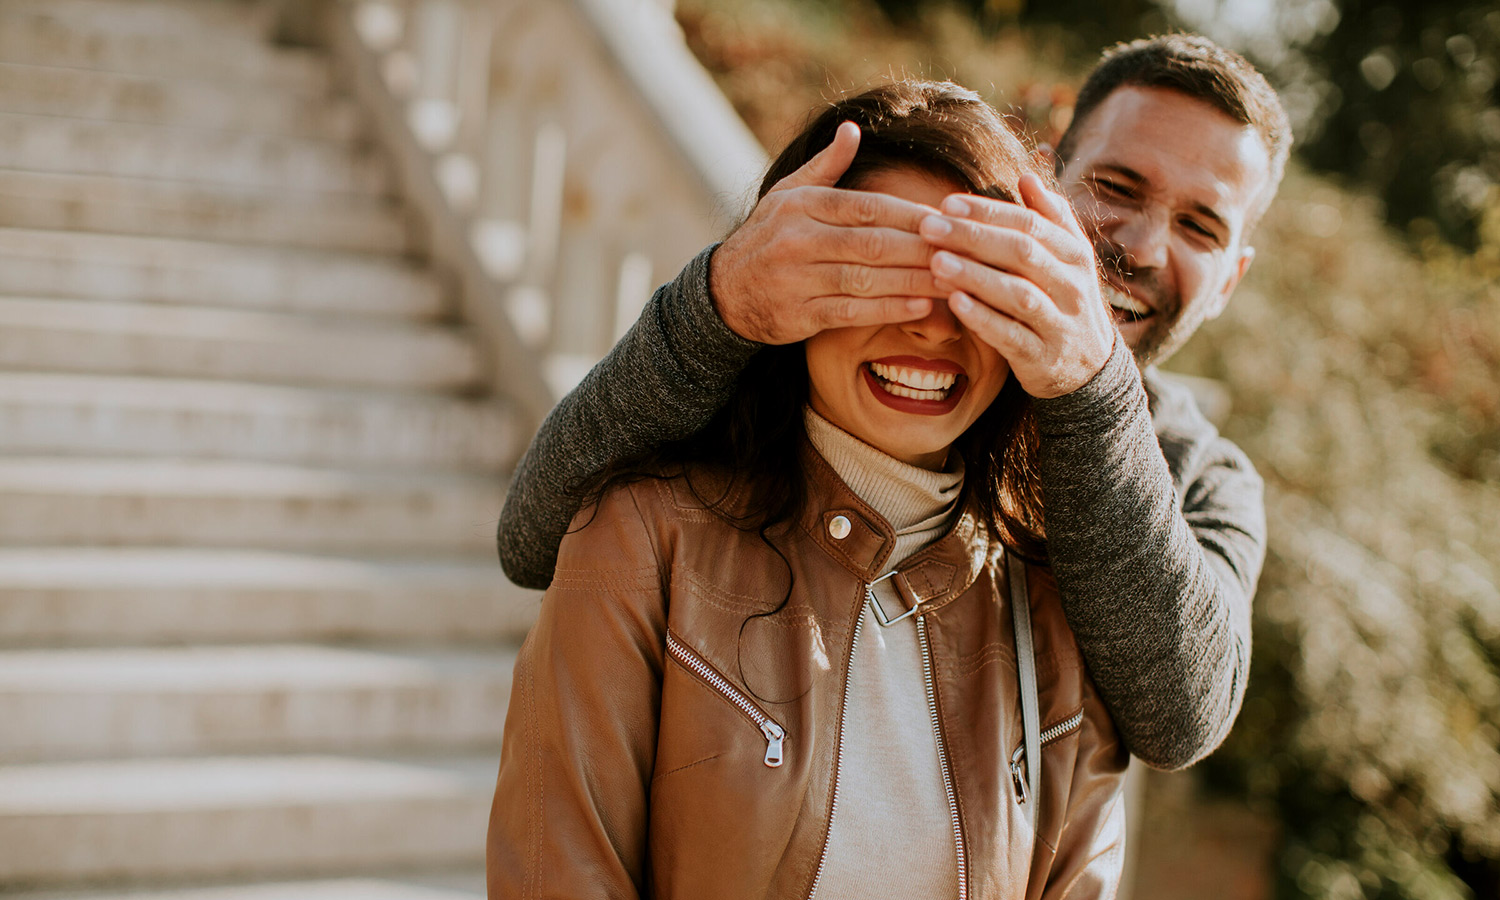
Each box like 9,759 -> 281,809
1033,335 -> 1145,436
662,243 -> 762,379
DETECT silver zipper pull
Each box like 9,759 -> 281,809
1010,746 -> 1028,804
761,721 -> 786,768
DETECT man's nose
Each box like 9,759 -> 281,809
1109,207 -> 1170,272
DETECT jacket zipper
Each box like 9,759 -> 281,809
1009,709 -> 1084,805
665,632 -> 786,767
916,613 -> 968,900
804,586 -> 869,900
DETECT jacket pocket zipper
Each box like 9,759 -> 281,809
666,631 -> 786,767
1010,709 -> 1084,806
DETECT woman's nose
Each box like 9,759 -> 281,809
901,298 -> 962,344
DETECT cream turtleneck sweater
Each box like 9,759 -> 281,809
804,409 -> 964,900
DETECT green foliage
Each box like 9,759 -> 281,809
1175,167 -> 1500,900
1290,2 -> 1500,251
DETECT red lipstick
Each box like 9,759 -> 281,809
862,358 -> 969,416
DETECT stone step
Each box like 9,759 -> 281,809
0,170 -> 410,254
0,62 -> 360,143
0,0 -> 274,43
0,112 -> 387,195
0,372 -> 514,471
0,10 -> 330,94
0,297 -> 480,390
0,228 -> 442,318
0,754 -> 495,887
0,548 -> 538,648
7,872 -> 486,900
0,643 -> 517,761
0,458 -> 504,554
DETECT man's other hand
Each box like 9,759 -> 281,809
921,173 -> 1116,399
709,121 -> 939,345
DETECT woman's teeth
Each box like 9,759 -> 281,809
868,362 -> 956,400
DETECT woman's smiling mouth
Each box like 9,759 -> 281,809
862,357 -> 969,415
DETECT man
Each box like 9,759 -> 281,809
497,34 -> 1290,770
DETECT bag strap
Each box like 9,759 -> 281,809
1008,549 -> 1041,827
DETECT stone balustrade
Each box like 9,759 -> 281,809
324,0 -> 766,415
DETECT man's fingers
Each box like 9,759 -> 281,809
930,250 -> 1062,331
947,292 -> 1043,360
812,295 -> 933,330
769,121 -> 861,193
923,215 -> 1075,293
819,263 -> 944,300
805,185 -> 938,231
817,224 -> 934,268
1017,173 -> 1089,242
936,192 -> 1077,260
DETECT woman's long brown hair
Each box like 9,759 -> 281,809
584,79 -> 1052,560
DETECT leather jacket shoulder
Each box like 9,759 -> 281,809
489,452 -> 1129,900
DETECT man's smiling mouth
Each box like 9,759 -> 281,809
1104,283 -> 1152,324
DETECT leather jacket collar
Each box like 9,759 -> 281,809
796,439 -> 989,616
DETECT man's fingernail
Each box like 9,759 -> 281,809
933,251 -> 962,276
950,292 -> 973,312
942,196 -> 970,216
905,298 -> 930,315
921,215 -> 952,238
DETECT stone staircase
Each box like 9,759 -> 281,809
0,0 -> 539,896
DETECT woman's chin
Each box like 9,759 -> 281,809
854,425 -> 957,469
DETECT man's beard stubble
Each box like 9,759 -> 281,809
1092,236 -> 1183,366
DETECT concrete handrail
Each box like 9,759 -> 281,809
316,0 -> 767,414
570,0 -> 766,217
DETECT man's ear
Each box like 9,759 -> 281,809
1035,144 -> 1061,177
1209,245 -> 1255,320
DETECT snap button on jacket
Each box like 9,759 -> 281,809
488,449 -> 1129,900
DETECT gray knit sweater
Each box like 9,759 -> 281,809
497,245 -> 1266,770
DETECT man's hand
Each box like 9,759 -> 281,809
710,121 -> 940,345
920,173 -> 1116,398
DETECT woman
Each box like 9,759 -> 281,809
488,80 -> 1127,900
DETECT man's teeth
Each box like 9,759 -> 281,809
869,362 -> 957,392
1105,287 -> 1150,316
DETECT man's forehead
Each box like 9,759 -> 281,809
1064,85 -> 1272,228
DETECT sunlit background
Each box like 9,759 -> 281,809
0,0 -> 1495,898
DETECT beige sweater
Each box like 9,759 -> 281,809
804,409 -> 964,900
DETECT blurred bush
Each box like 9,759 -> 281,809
674,0 -> 1075,146
1174,168 -> 1500,900
676,1 -> 1500,896
1265,1 -> 1500,252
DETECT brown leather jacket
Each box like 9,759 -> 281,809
488,448 -> 1129,899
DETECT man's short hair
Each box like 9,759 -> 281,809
1057,34 -> 1292,224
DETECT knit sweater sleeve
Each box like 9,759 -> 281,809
497,245 -> 761,589
1033,338 -> 1265,770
